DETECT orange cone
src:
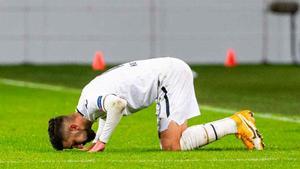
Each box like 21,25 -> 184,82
225,48 -> 237,67
92,51 -> 106,71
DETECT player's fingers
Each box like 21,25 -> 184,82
88,146 -> 101,152
87,145 -> 98,152
88,143 -> 104,152
88,148 -> 99,152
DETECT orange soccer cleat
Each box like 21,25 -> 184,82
230,110 -> 265,150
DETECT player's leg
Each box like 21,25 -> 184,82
179,110 -> 264,150
179,116 -> 237,150
156,58 -> 197,151
158,116 -> 236,151
159,120 -> 187,151
157,58 -> 264,150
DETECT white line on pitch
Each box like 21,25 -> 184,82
0,78 -> 80,93
0,157 -> 297,164
1,78 -> 299,123
201,105 -> 300,123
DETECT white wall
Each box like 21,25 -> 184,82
0,0 -> 299,64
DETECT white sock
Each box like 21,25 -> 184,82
205,117 -> 237,140
180,118 -> 237,150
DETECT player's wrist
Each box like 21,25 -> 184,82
99,140 -> 106,144
92,139 -> 99,144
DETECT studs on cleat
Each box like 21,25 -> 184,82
261,142 -> 265,148
256,130 -> 263,138
256,130 -> 265,148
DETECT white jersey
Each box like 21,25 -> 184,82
76,57 -> 200,143
76,57 -> 171,122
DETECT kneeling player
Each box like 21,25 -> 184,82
48,57 -> 264,152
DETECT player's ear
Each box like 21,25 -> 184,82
69,124 -> 80,131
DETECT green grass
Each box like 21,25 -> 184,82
0,64 -> 299,168
0,64 -> 299,115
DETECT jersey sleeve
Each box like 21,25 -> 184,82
98,95 -> 126,143
92,118 -> 106,143
76,93 -> 106,122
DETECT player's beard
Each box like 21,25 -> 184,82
82,129 -> 96,145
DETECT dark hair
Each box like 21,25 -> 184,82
48,116 -> 66,150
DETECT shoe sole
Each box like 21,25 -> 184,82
237,114 -> 264,150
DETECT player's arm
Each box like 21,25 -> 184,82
89,94 -> 127,152
93,118 -> 106,143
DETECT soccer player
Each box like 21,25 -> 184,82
48,57 -> 264,152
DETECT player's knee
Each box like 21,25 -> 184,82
160,138 -> 181,151
170,144 -> 181,151
161,142 -> 181,151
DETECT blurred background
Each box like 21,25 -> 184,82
1,0 -> 300,64
0,0 -> 299,116
0,2 -> 299,166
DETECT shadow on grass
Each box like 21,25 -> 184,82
61,147 -> 247,153
196,147 -> 246,151
38,143 -> 300,154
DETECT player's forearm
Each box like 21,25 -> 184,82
93,118 -> 106,143
99,110 -> 122,143
99,95 -> 126,143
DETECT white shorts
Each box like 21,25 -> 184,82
156,58 -> 201,132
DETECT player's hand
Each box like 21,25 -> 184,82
88,141 -> 106,152
78,143 -> 95,151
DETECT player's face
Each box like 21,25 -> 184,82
63,127 -> 96,149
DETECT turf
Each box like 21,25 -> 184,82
0,64 -> 299,168
0,64 -> 299,115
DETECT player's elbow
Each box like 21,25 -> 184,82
113,99 -> 126,111
105,95 -> 127,112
